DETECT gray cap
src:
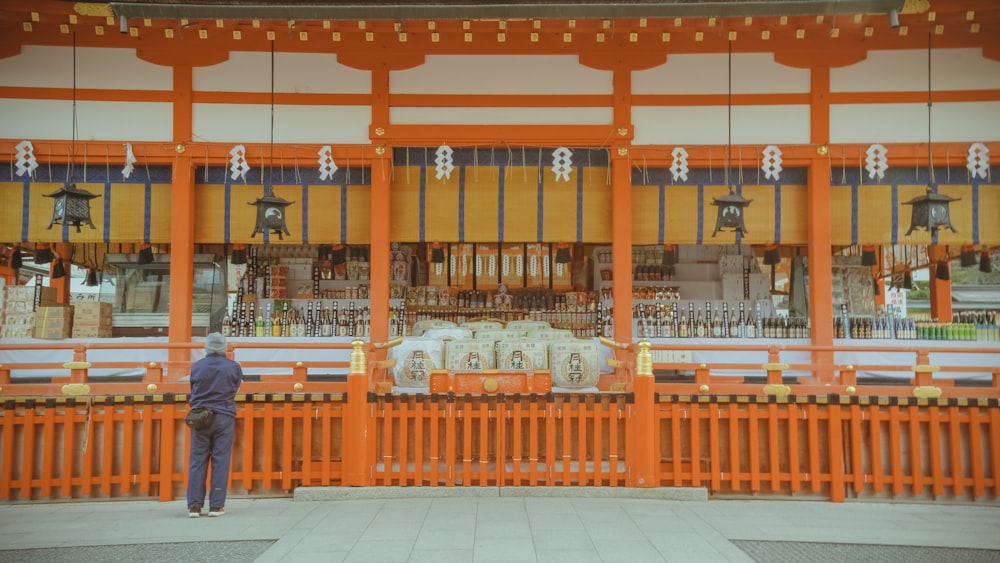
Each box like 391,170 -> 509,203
205,332 -> 227,355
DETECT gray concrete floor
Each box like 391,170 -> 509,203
0,490 -> 998,562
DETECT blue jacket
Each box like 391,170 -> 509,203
189,354 -> 243,418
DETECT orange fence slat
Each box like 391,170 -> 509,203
969,407 -> 985,498
948,406 -> 964,496
40,406 -> 55,498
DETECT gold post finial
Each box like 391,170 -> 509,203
349,339 -> 367,375
636,339 -> 653,376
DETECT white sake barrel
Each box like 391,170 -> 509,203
389,337 -> 444,387
548,340 -> 600,389
495,340 -> 549,371
445,339 -> 497,372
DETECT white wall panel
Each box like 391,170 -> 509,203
193,104 -> 371,143
832,49 -> 1000,92
0,99 -> 172,141
392,55 -> 611,94
390,106 -> 612,125
634,53 -> 809,95
831,102 -> 1000,143
0,46 -> 172,90
633,105 -> 810,145
194,52 -> 370,93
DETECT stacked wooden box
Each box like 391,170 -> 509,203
72,301 -> 113,338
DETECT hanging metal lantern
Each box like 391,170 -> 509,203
45,183 -> 100,232
710,190 -> 752,237
903,187 -> 959,235
249,190 -> 294,240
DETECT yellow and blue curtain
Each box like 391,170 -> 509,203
631,167 -> 809,245
0,164 -> 172,243
192,166 -> 371,244
389,148 -> 612,243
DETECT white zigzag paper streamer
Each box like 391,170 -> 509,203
122,143 -> 137,179
551,147 -> 573,182
761,145 -> 783,181
670,147 -> 689,181
229,144 -> 250,181
15,140 -> 38,177
865,144 -> 888,181
435,145 -> 454,179
967,142 -> 989,180
318,145 -> 338,180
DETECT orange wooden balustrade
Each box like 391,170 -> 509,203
1,339 -> 998,502
372,393 -> 629,487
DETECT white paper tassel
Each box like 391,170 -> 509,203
318,145 -> 338,180
122,142 -> 137,179
15,140 -> 38,177
229,144 -> 251,181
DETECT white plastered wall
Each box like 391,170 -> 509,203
633,52 -> 811,145
192,51 -> 372,144
831,48 -> 1000,143
0,45 -> 173,141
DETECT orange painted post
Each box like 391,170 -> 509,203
947,406 -> 964,495
767,403 -> 780,492
281,403 -> 293,491
561,398 -> 571,485
728,403 -> 741,492
398,398 -> 410,486
888,407 -> 903,495
20,406 -> 36,499
344,340 -> 372,486
670,402 -> 682,487
300,401 -> 313,486
262,401 -> 275,490
49,244 -> 72,305
848,404 -> 864,495
497,399 -> 508,486
748,404 -> 760,492
83,401 -> 97,497
806,67 -> 835,382
609,398 -> 621,486
990,407 -> 1000,497
630,340 -> 656,487
380,399 -> 394,484
100,402 -> 114,496
610,151 -> 633,343
512,399 -> 523,485
40,405 -> 55,499
122,402 -> 135,496
868,405 -> 884,494
60,402 -> 77,498
928,245 -> 953,322
242,399 -> 255,491
708,403 -> 721,492
807,404 -> 821,493
168,66 -> 195,378
140,404 -> 154,494
576,397 -> 587,486
927,406 -> 944,497
545,399 -> 556,485
827,404 -> 845,502
593,397 -> 604,486
690,403 -> 703,488
445,397 -> 456,486
908,405 -> 923,495
788,403 -> 801,494
429,398 -> 441,486
414,398 -> 424,486
969,406 -> 985,498
462,400 -> 474,485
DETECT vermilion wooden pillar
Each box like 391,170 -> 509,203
368,63 -> 391,347
807,67 -> 835,381
928,245 -> 953,322
610,149 -> 633,344
168,65 -> 195,376
49,243 -> 72,304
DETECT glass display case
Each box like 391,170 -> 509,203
102,253 -> 227,336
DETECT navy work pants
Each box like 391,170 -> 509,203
186,413 -> 236,511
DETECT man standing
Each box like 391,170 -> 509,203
187,332 -> 243,518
